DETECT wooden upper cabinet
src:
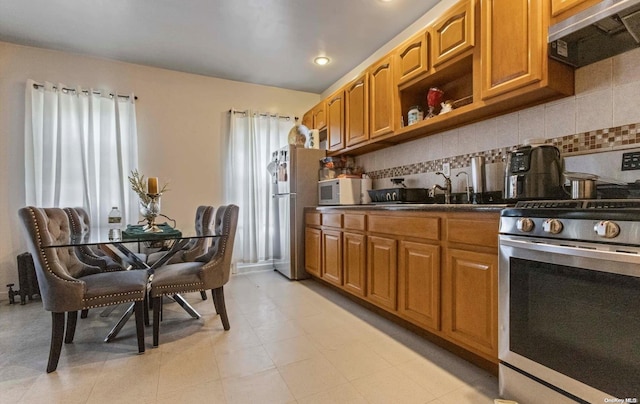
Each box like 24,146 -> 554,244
313,101 -> 327,130
395,30 -> 430,86
302,110 -> 313,129
431,0 -> 475,68
480,0 -> 543,100
369,56 -> 395,138
326,90 -> 345,151
551,0 -> 601,22
345,73 -> 369,147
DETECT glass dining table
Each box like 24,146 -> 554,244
42,223 -> 217,342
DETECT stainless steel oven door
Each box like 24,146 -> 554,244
499,235 -> 640,403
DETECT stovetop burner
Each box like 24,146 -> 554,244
501,199 -> 640,245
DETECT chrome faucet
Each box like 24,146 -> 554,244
432,171 -> 452,204
456,171 -> 472,203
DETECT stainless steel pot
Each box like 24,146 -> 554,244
568,178 -> 597,199
563,172 -> 598,199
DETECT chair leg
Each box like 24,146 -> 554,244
134,301 -> 145,353
211,289 -> 219,314
152,296 -> 162,347
143,295 -> 150,326
64,311 -> 78,344
200,291 -> 208,301
47,312 -> 65,373
80,309 -> 89,319
212,287 -> 230,331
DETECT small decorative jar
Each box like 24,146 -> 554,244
407,105 -> 423,126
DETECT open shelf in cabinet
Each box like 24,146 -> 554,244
398,54 -> 473,129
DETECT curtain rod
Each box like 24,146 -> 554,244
32,83 -> 138,100
229,109 -> 297,121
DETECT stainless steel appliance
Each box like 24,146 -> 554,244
549,0 -> 640,68
499,200 -> 640,403
271,145 -> 325,280
504,144 -> 564,200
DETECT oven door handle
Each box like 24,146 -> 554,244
499,236 -> 640,264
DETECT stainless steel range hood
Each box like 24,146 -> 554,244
548,0 -> 640,67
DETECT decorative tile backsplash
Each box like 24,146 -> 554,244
366,123 -> 640,180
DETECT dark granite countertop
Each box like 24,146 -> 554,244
309,203 -> 510,213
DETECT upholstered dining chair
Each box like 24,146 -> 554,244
150,204 -> 238,347
146,205 -> 215,301
64,207 -> 123,272
18,206 -> 149,373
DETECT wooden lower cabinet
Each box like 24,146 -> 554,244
397,241 -> 441,331
366,235 -> 397,310
322,229 -> 343,286
343,232 -> 366,297
442,247 -> 498,359
304,208 -> 499,366
305,227 -> 322,277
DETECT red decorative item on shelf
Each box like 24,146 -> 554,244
426,87 -> 444,118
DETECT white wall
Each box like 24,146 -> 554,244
0,41 -> 320,298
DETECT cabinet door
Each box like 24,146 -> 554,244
442,248 -> 498,359
343,232 -> 366,297
369,57 -> 395,138
367,236 -> 397,310
305,227 -> 322,277
302,110 -> 313,130
480,0 -> 543,100
322,229 -> 343,286
431,0 -> 475,67
313,101 -> 327,130
327,91 -> 345,151
397,241 -> 440,331
345,74 -> 369,147
395,30 -> 430,86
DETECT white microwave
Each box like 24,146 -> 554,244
318,178 -> 371,205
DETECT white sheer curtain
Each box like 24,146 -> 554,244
24,80 -> 139,226
224,110 -> 291,265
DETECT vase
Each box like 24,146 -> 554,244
139,195 -> 162,232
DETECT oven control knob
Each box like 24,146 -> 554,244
542,219 -> 563,234
516,218 -> 534,232
594,220 -> 620,238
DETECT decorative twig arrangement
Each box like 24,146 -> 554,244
128,169 -> 169,205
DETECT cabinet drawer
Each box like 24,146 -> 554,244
447,218 -> 498,247
368,215 -> 440,240
306,212 -> 321,226
343,214 -> 366,231
322,213 -> 343,228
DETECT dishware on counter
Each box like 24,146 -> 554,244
367,178 -> 430,203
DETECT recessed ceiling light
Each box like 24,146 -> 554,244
314,56 -> 330,66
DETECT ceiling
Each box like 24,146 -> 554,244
0,0 -> 441,94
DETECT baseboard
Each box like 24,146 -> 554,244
235,262 -> 274,275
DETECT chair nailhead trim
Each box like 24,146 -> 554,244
84,290 -> 144,301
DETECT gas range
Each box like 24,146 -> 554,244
500,199 -> 640,245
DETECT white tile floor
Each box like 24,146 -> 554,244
0,271 -> 499,404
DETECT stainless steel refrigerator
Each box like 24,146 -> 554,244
271,145 -> 325,279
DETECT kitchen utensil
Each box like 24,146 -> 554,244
471,156 -> 487,196
563,172 -> 598,199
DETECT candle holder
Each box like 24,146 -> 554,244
140,193 -> 163,233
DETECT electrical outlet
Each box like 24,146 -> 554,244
622,151 -> 640,171
442,162 -> 450,176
